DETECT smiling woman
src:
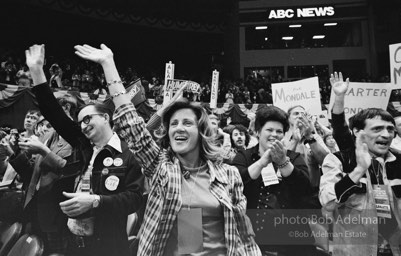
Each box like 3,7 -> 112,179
231,106 -> 315,256
71,43 -> 262,255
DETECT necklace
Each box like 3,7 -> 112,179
181,161 -> 204,179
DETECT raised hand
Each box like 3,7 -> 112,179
292,127 -> 302,143
330,72 -> 349,97
297,113 -> 314,138
74,44 -> 113,65
355,131 -> 371,170
25,44 -> 45,70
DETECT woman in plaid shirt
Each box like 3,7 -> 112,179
74,43 -> 261,256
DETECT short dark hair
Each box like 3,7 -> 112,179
230,124 -> 250,147
349,108 -> 395,131
78,103 -> 113,127
255,106 -> 289,133
57,97 -> 77,119
26,109 -> 41,117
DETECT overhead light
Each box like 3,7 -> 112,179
324,23 -> 337,26
313,35 -> 325,39
282,36 -> 294,40
289,24 -> 302,28
255,26 -> 268,30
264,37 -> 268,41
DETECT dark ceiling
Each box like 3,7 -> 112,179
33,0 -> 237,24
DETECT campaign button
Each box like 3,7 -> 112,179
105,175 -> 119,191
113,158 -> 123,167
103,157 -> 113,167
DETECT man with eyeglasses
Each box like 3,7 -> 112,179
26,44 -> 143,256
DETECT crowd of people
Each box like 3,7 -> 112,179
1,50 -> 369,105
0,43 -> 401,256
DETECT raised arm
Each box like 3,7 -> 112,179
74,44 -> 160,176
330,72 -> 354,150
26,44 -> 87,148
74,44 -> 130,108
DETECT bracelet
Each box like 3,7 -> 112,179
111,89 -> 127,99
107,80 -> 123,87
277,157 -> 290,169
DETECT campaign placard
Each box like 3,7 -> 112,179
272,77 -> 321,115
390,43 -> 401,89
328,82 -> 392,121
163,61 -> 175,105
210,70 -> 219,109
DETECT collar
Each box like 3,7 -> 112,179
375,151 -> 396,164
93,133 -> 122,153
207,160 -> 228,185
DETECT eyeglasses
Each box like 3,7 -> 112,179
78,114 -> 104,126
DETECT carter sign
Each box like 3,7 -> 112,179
268,6 -> 335,19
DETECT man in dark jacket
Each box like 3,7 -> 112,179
26,44 -> 143,256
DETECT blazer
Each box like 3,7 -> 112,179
10,129 -> 77,233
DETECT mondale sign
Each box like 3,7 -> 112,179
268,6 -> 335,19
272,77 -> 321,115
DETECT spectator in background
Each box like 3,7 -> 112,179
323,133 -> 339,153
17,73 -> 32,87
49,63 -> 63,88
0,61 -> 17,84
225,89 -> 234,104
390,112 -> 401,154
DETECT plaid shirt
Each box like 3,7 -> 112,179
113,103 -> 261,256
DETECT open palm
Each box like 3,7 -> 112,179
25,44 -> 45,69
330,72 -> 349,96
74,44 -> 113,64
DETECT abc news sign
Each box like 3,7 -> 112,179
268,6 -> 335,19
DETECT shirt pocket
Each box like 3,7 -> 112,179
97,166 -> 127,195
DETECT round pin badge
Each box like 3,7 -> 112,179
101,168 -> 109,175
105,175 -> 119,191
103,157 -> 113,167
113,158 -> 123,167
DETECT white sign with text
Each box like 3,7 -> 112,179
390,43 -> 401,89
210,70 -> 219,109
272,77 -> 321,115
328,82 -> 392,121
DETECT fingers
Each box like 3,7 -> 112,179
74,45 -> 92,55
59,197 -> 75,208
355,130 -> 367,149
74,51 -> 87,60
63,191 -> 77,198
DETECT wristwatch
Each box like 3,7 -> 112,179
92,195 -> 101,209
